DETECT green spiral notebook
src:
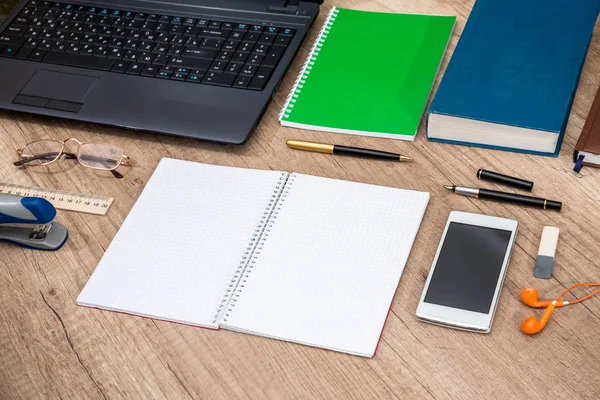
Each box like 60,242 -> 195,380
279,7 -> 455,140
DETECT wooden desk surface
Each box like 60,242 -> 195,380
1,1 -> 599,399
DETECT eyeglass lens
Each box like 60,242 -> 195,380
19,140 -> 64,166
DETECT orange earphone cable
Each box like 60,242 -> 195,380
556,283 -> 600,305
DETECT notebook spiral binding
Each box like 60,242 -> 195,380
279,7 -> 340,121
214,172 -> 295,324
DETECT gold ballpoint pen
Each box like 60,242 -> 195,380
286,140 -> 411,162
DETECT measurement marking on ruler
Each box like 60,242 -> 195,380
0,183 -> 114,216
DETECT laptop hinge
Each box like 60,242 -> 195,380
267,0 -> 303,14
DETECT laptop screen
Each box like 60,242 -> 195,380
1,0 -> 18,24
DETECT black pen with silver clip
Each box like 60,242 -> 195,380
444,185 -> 562,211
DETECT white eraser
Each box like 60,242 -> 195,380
538,227 -> 559,258
534,227 -> 559,279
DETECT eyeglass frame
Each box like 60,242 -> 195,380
14,137 -> 133,178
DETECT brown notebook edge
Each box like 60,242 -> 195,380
574,85 -> 600,167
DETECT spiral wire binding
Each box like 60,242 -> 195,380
213,173 -> 296,324
278,7 -> 340,121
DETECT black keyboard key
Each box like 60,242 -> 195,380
247,54 -> 264,65
167,56 -> 211,71
108,48 -> 123,59
153,43 -> 168,53
238,41 -> 254,53
232,74 -> 251,89
252,43 -> 269,55
243,32 -> 259,42
200,28 -> 227,39
6,25 -> 27,35
224,61 -> 242,74
123,39 -> 140,50
170,25 -> 184,35
265,27 -> 278,34
126,62 -> 143,75
258,33 -> 275,45
0,34 -> 27,46
110,60 -> 129,72
231,51 -> 248,63
170,36 -> 185,46
250,65 -> 273,89
166,45 -> 183,56
182,47 -> 217,59
158,15 -> 171,23
196,19 -> 208,28
209,60 -> 226,72
172,72 -> 186,81
184,26 -> 200,37
141,64 -> 159,76
138,52 -> 153,63
263,46 -> 285,67
240,63 -> 257,76
250,25 -> 263,33
183,18 -> 196,26
79,44 -> 95,55
152,54 -> 168,65
234,23 -> 249,31
156,70 -> 171,79
202,71 -> 234,87
146,14 -> 159,22
94,46 -> 109,57
44,50 -> 113,70
216,50 -> 232,62
223,40 -> 239,51
280,28 -> 295,36
186,73 -> 202,83
0,45 -> 17,57
15,47 -> 33,59
28,49 -> 46,61
222,23 -> 234,31
228,31 -> 244,41
185,37 -> 201,47
23,38 -> 39,48
53,41 -> 68,51
171,16 -> 183,25
123,50 -> 139,61
66,42 -> 81,53
208,21 -> 221,29
201,38 -> 223,49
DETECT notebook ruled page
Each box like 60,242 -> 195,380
78,159 -> 287,329
220,174 -> 429,356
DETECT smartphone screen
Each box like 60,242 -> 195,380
424,222 -> 513,314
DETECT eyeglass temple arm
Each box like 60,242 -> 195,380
14,152 -> 77,166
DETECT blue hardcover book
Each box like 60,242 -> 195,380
427,0 -> 599,156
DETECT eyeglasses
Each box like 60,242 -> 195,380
14,138 -> 132,178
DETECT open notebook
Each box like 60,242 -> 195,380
78,159 -> 429,357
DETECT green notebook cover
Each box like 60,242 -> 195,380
279,7 -> 456,140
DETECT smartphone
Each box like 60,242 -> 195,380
416,211 -> 518,333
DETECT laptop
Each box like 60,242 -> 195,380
0,0 -> 320,144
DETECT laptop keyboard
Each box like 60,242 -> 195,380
0,1 -> 296,90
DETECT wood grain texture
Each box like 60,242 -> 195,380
1,1 -> 599,399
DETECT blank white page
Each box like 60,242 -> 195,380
220,174 -> 429,356
78,159 -> 287,329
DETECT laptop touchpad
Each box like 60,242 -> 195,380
14,70 -> 98,113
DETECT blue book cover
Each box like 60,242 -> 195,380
427,0 -> 599,156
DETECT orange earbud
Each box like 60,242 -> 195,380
520,302 -> 556,335
520,283 -> 600,335
520,287 -> 567,308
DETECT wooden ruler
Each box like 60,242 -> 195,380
0,183 -> 114,216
